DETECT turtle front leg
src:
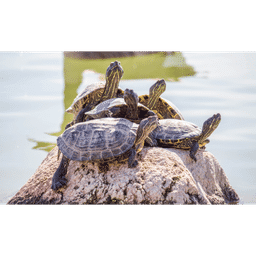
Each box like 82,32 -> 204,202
127,148 -> 138,168
190,141 -> 199,162
145,133 -> 158,147
51,155 -> 70,190
200,139 -> 210,149
65,103 -> 95,130
75,103 -> 94,124
65,121 -> 74,130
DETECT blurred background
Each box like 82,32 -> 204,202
0,51 -> 255,204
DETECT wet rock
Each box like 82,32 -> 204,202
7,147 -> 239,205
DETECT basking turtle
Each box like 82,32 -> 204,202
139,79 -> 184,120
66,60 -> 124,128
51,116 -> 159,190
146,113 -> 221,161
83,88 -> 156,124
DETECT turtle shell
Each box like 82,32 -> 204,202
84,97 -> 151,120
85,98 -> 127,116
152,119 -> 201,142
66,82 -> 124,116
139,95 -> 184,120
57,117 -> 138,162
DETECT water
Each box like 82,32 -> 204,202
0,52 -> 64,203
0,52 -> 255,204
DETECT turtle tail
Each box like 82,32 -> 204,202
199,113 -> 221,143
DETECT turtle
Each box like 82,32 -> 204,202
65,60 -> 124,128
146,113 -> 221,162
51,116 -> 159,191
139,79 -> 184,120
83,88 -> 156,124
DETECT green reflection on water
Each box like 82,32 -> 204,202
29,138 -> 56,152
33,52 -> 195,152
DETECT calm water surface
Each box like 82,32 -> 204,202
0,52 -> 255,204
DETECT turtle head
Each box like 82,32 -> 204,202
140,115 -> 159,131
149,79 -> 166,98
124,88 -> 139,107
124,88 -> 139,120
199,113 -> 221,143
106,60 -> 124,83
102,61 -> 124,100
135,115 -> 159,152
148,79 -> 166,109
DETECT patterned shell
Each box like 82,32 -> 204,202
152,119 -> 201,141
85,97 -> 150,116
139,95 -> 184,120
66,82 -> 124,115
57,117 -> 138,162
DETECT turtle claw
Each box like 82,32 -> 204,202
190,142 -> 199,163
129,160 -> 138,168
190,155 -> 197,162
51,176 -> 67,191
